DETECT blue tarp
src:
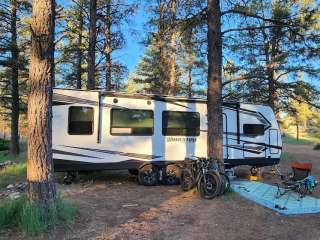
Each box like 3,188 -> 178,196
231,180 -> 320,215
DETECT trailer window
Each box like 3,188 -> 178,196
68,107 -> 94,135
243,124 -> 264,136
111,109 -> 154,136
162,111 -> 200,136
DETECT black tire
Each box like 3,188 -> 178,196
63,175 -> 73,185
128,169 -> 139,175
180,169 -> 194,191
219,173 -> 231,195
164,165 -> 180,185
138,165 -> 159,186
197,172 -> 221,199
62,172 -> 78,185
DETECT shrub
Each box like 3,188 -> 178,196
0,196 -> 25,228
0,194 -> 77,236
314,144 -> 320,150
0,163 -> 27,188
0,139 -> 9,151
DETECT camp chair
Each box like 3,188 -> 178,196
276,162 -> 317,199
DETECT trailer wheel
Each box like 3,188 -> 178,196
164,165 -> 179,185
62,172 -> 77,185
138,165 -> 159,186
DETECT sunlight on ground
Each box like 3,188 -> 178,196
282,132 -> 320,145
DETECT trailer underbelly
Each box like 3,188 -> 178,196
53,157 -> 280,172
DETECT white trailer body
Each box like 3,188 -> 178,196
52,88 -> 282,171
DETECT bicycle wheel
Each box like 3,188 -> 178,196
219,172 -> 231,195
180,169 -> 194,191
197,171 -> 221,199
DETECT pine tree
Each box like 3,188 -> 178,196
0,0 -> 31,154
27,0 -> 56,204
223,0 -> 320,114
132,39 -> 166,94
87,0 -> 97,89
97,0 -> 136,91
207,0 -> 223,169
56,0 -> 88,88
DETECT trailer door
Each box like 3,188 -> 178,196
269,129 -> 279,154
242,123 -> 266,158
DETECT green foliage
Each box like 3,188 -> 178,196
280,152 -> 292,161
132,42 -> 168,93
220,189 -> 238,202
0,162 -> 26,188
313,144 -> 320,150
0,0 -> 31,112
0,150 -> 26,163
0,195 -> 77,236
0,139 -> 9,151
223,0 -> 320,109
0,195 -> 25,228
282,133 -> 320,145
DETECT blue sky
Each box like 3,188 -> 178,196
57,0 -> 319,92
112,2 -> 149,72
57,0 -> 149,74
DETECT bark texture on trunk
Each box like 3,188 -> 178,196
10,0 -> 19,155
158,0 -> 166,95
51,1 -> 56,87
76,0 -> 84,89
27,0 -> 56,204
207,0 -> 224,171
105,0 -> 112,91
187,67 -> 192,98
264,26 -> 280,119
87,0 -> 97,90
168,0 -> 177,95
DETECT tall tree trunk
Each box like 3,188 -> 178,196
295,114 -> 299,141
28,0 -> 56,204
187,67 -> 192,98
76,0 -> 84,89
266,26 -> 280,119
158,0 -> 165,95
168,0 -> 177,95
87,0 -> 97,90
207,0 -> 224,171
51,2 -> 56,87
105,0 -> 112,91
10,0 -> 19,155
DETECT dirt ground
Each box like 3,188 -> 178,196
1,143 -> 320,240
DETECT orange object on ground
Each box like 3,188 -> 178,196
290,162 -> 312,170
250,175 -> 258,181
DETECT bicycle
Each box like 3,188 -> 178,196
180,156 -> 224,199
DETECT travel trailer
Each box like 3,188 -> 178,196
52,88 -> 282,184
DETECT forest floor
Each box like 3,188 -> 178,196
1,143 -> 320,240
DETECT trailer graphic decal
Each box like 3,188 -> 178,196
53,93 -> 98,106
53,149 -> 103,159
167,137 -> 197,143
59,145 -> 162,160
